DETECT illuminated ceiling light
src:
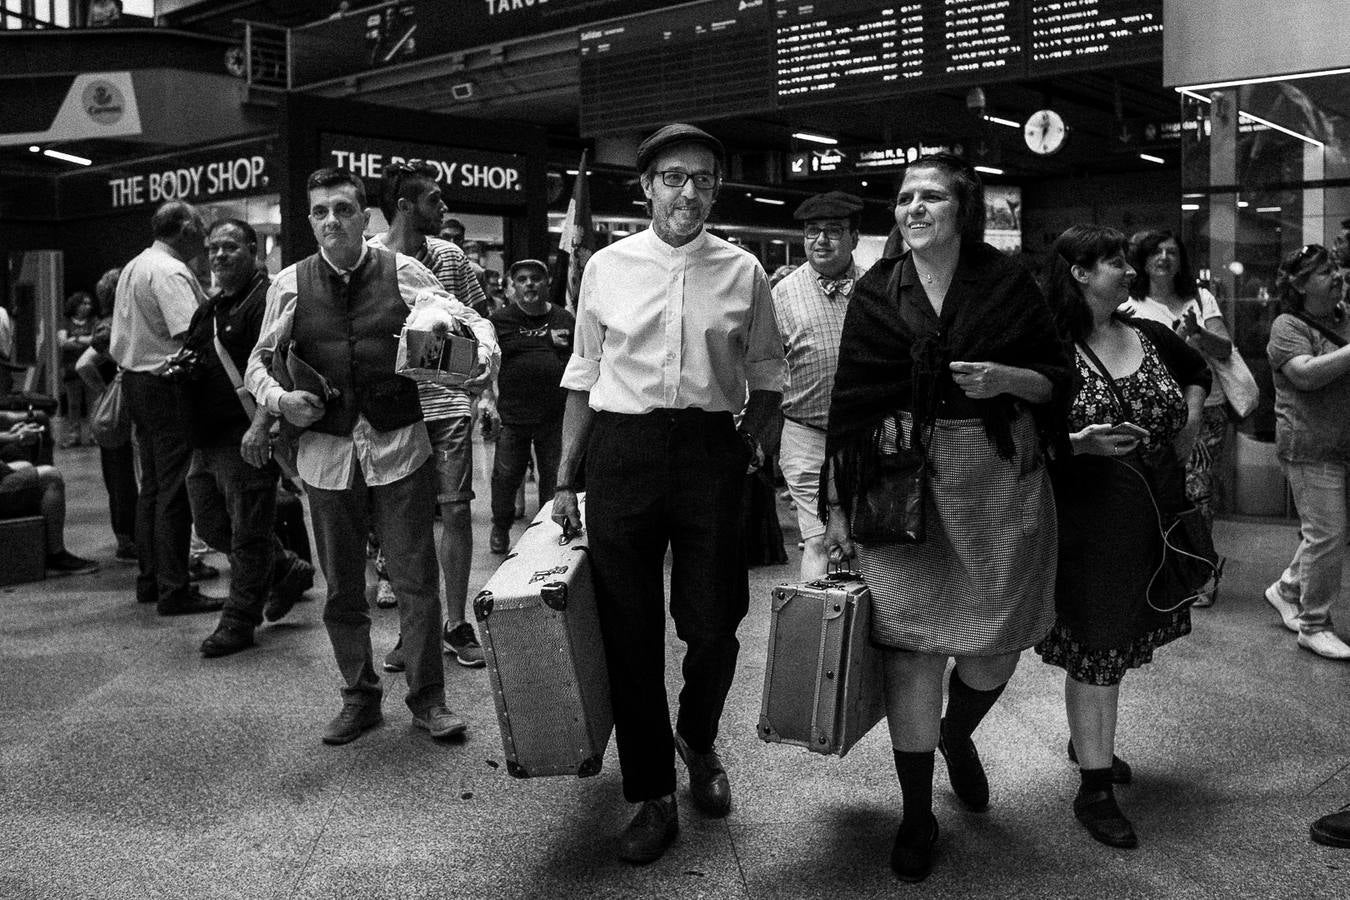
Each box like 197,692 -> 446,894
973,165 -> 1004,175
1181,203 -> 1201,211
860,180 -> 868,187
1183,192 -> 1204,198
28,145 -> 40,152
1176,67 -> 1350,93
1139,153 -> 1166,164
1256,206 -> 1282,213
1178,88 -> 1322,147
1237,200 -> 1250,208
753,197 -> 786,206
564,169 -> 592,175
631,200 -> 646,207
770,239 -> 785,244
792,131 -> 838,146
983,114 -> 1020,129
42,148 -> 91,166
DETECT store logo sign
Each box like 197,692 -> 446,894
82,80 -> 125,126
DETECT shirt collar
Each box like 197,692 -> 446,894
320,243 -> 369,276
646,225 -> 709,256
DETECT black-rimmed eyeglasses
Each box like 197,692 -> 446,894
655,170 -> 718,190
804,225 -> 847,241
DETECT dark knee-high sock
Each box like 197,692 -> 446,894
893,750 -> 935,838
1078,766 -> 1113,797
943,668 -> 1007,740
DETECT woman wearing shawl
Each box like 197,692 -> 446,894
1035,226 -> 1207,850
822,155 -> 1071,882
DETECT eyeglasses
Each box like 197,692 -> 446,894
655,170 -> 718,190
804,224 -> 848,241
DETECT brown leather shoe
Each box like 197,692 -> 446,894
617,795 -> 678,864
675,732 -> 731,817
321,702 -> 383,745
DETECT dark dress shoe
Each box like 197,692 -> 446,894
200,623 -> 255,657
938,718 -> 989,811
322,703 -> 383,745
891,815 -> 939,883
1067,740 -> 1133,784
674,732 -> 731,817
489,525 -> 509,555
264,558 -> 315,622
1073,789 -> 1139,848
1311,806 -> 1350,848
617,795 -> 678,864
157,588 -> 225,617
188,558 -> 220,582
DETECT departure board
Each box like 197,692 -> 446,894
578,0 -> 774,136
775,0 -> 1025,107
1028,0 -> 1163,76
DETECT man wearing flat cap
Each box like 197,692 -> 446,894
486,258 -> 573,553
772,190 -> 867,581
553,122 -> 784,864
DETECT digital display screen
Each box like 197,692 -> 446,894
578,0 -> 774,136
1028,0 -> 1162,77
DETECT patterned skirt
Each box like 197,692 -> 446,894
858,413 -> 1057,656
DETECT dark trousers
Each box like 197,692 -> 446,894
124,372 -> 192,605
490,418 -> 562,528
306,458 -> 443,713
586,409 -> 750,803
99,442 -> 137,544
186,445 -> 296,628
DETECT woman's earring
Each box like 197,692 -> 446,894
1334,300 -> 1347,324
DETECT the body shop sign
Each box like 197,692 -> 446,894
60,138 -> 275,217
319,134 -> 526,207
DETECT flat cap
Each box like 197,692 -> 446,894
794,191 -> 864,221
507,258 -> 549,277
635,123 -> 726,174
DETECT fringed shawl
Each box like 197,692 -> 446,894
822,242 -> 1072,525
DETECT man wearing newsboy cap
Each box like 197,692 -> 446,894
553,123 -> 784,864
772,190 -> 866,582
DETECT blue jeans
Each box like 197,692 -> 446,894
186,444 -> 296,628
306,459 -> 442,713
1275,459 -> 1348,635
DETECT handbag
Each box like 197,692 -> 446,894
1076,339 -> 1219,612
1207,345 -> 1259,420
849,414 -> 927,544
91,371 -> 130,448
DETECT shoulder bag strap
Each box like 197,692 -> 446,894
1075,338 -> 1132,422
1295,313 -> 1349,348
211,316 -> 258,420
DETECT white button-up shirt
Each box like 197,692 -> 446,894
561,227 -> 782,414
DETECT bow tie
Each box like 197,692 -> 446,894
819,276 -> 854,298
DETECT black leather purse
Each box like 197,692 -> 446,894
850,415 -> 927,545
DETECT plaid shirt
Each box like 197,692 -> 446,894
771,260 -> 863,429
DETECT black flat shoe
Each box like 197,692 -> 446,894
939,718 -> 989,811
890,815 -> 939,883
1067,740 -> 1133,784
1073,789 -> 1139,849
200,623 -> 255,657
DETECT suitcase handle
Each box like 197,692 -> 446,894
559,519 -> 585,545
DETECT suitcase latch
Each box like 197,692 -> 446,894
540,581 -> 569,611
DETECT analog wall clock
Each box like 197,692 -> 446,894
1025,109 -> 1068,155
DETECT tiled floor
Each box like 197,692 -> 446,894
1,439 -> 1347,898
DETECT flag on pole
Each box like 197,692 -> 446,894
556,150 -> 597,311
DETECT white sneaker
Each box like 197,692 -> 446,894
1264,582 -> 1300,633
1297,631 -> 1350,661
374,579 -> 397,609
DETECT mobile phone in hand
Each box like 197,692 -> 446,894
1112,421 -> 1149,439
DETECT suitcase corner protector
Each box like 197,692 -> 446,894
757,717 -> 779,743
577,754 -> 604,777
472,591 -> 494,620
506,761 -> 530,779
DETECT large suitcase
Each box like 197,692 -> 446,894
473,495 -> 613,778
759,570 -> 886,757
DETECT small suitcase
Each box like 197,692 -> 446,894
759,570 -> 886,757
474,495 -> 613,778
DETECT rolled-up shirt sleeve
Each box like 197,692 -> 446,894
246,274 -> 295,415
744,266 -> 785,393
560,262 -> 602,392
157,269 -> 204,339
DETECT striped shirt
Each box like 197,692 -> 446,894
368,234 -> 491,421
771,260 -> 863,429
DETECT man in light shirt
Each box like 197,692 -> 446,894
552,123 -> 784,865
110,201 -> 223,616
772,190 -> 866,581
245,167 -> 495,746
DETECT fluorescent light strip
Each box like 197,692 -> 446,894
1237,200 -> 1249,208
42,148 -> 91,166
1177,88 -> 1322,147
1177,67 -> 1350,93
973,165 -> 1004,175
1139,153 -> 1166,165
1181,203 -> 1200,211
28,145 -> 40,152
792,131 -> 838,146
753,197 -> 786,206
1255,206 -> 1282,213
983,114 -> 1020,129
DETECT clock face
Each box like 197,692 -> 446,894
1025,109 -> 1067,155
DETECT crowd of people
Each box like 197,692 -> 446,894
2,119 -> 1347,878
